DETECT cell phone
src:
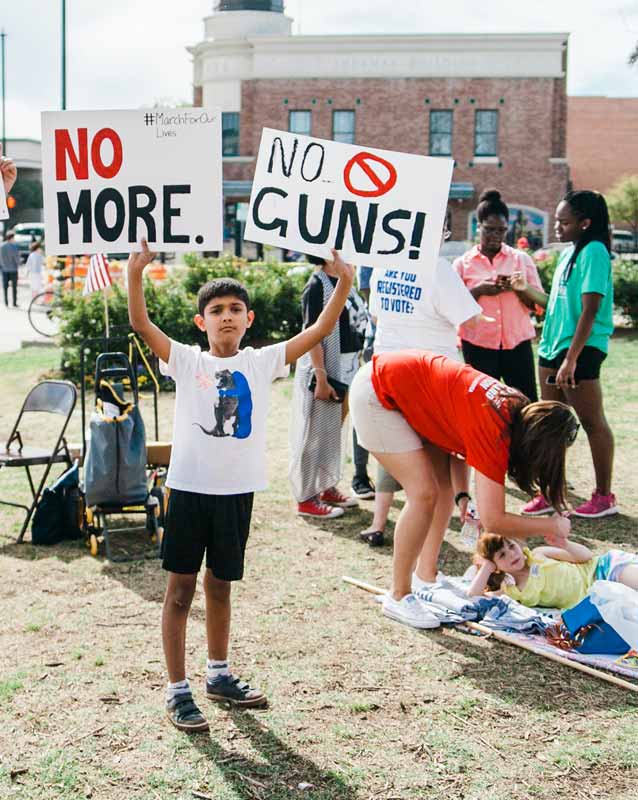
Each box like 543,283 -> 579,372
546,375 -> 579,387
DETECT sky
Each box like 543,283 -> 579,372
1,0 -> 637,140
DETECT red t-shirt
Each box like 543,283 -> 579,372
371,350 -> 519,484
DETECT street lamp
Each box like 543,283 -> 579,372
1,29 -> 6,156
61,0 -> 67,109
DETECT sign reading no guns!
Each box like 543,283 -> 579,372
41,108 -> 223,255
245,128 -> 454,274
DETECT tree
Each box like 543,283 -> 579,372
630,43 -> 638,66
10,177 -> 43,212
607,175 -> 638,249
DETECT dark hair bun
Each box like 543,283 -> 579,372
479,189 -> 502,203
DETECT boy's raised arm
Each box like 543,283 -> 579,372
285,249 -> 355,366
127,239 -> 171,364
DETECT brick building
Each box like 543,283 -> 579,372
567,96 -> 638,195
189,1 -> 570,246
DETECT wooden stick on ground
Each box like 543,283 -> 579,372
342,575 -> 638,695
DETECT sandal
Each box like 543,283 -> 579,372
359,530 -> 385,547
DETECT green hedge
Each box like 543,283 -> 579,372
58,257 -> 311,384
57,252 -> 638,385
613,261 -> 638,326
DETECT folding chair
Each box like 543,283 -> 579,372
0,380 -> 77,542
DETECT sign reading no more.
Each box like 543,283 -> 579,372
41,108 -> 224,255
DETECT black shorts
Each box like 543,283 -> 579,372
162,489 -> 254,581
538,345 -> 607,381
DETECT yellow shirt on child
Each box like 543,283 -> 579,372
503,548 -> 598,609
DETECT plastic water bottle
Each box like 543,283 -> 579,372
461,501 -> 481,547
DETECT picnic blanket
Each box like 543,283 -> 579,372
419,573 -> 638,680
479,629 -> 638,681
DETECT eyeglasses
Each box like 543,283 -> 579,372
566,422 -> 580,446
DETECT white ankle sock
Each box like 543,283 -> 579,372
166,679 -> 190,702
207,659 -> 230,680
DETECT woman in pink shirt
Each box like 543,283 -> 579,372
453,189 -> 543,400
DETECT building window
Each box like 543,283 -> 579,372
222,112 -> 240,156
333,110 -> 355,144
289,110 -> 312,137
429,110 -> 453,156
474,110 -> 499,157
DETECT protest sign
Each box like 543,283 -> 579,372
244,128 -> 453,273
0,180 -> 8,221
41,108 -> 223,255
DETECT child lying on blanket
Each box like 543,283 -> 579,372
467,535 -> 638,609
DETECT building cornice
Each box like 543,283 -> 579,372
192,31 -> 569,82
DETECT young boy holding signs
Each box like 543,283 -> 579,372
128,241 -> 354,731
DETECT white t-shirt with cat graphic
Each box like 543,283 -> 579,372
161,340 -> 289,495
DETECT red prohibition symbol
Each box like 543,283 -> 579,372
343,151 -> 398,198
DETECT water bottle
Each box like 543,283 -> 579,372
461,501 -> 481,547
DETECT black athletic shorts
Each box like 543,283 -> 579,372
538,345 -> 607,381
162,489 -> 254,581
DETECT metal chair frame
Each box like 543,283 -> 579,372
0,380 -> 77,542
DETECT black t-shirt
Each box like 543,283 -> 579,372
301,272 -> 363,354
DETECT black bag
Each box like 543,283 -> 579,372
307,373 -> 349,403
32,461 -> 84,545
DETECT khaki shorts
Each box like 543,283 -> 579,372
349,362 -> 422,454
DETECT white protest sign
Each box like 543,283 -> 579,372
244,128 -> 453,273
41,108 -> 223,255
0,179 -> 8,221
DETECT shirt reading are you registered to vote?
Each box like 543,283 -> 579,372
369,257 -> 481,359
161,340 -> 289,495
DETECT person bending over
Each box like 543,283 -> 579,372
349,350 -> 574,629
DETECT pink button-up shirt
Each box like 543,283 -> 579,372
453,244 -> 543,350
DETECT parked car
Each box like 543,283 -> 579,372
611,229 -> 636,255
12,222 -> 45,263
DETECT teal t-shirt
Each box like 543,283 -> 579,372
538,241 -> 613,360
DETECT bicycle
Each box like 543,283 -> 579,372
27,264 -> 67,338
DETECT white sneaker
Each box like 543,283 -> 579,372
411,571 -> 445,594
382,593 -> 441,629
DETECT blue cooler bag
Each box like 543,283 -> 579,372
562,595 -> 630,655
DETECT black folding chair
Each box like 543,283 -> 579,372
0,380 -> 77,542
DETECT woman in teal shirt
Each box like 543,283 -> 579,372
510,190 -> 616,519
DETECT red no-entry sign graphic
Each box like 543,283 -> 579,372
343,152 -> 398,198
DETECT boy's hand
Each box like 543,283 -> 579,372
0,145 -> 17,195
128,238 -> 156,277
329,248 -> 355,286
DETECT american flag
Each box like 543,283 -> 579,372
83,254 -> 113,296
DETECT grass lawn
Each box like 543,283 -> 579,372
1,339 -> 637,800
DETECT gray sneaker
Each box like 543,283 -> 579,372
166,691 -> 209,732
206,673 -> 268,708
